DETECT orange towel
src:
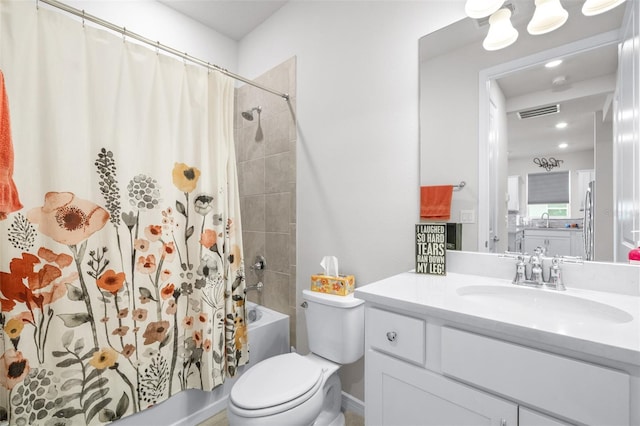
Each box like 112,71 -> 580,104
0,69 -> 23,220
420,185 -> 453,220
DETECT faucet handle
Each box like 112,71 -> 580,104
550,255 -> 561,275
250,255 -> 266,271
500,251 -> 525,259
512,254 -> 527,285
532,246 -> 546,260
558,255 -> 584,264
547,255 -> 566,291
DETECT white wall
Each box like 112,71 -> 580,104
614,0 -> 640,262
61,0 -> 237,72
420,35 -> 485,250
237,1 -> 464,400
595,111 -> 614,261
490,80 -> 509,253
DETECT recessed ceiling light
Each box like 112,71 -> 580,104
545,59 -> 563,68
555,121 -> 568,129
558,142 -> 568,149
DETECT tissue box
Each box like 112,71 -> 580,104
310,274 -> 355,296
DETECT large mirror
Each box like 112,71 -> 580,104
419,0 -> 635,262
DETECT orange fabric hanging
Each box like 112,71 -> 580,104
420,185 -> 453,220
0,69 -> 22,220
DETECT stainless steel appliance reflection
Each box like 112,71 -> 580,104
583,181 -> 595,261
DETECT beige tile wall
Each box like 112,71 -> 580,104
235,57 -> 297,346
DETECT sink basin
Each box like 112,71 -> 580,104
456,285 -> 634,325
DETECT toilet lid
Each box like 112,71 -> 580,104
230,353 -> 324,410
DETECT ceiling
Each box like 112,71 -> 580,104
159,0 -> 287,41
499,42 -> 619,159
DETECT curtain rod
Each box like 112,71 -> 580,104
37,0 -> 290,101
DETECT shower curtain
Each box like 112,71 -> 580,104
0,1 -> 247,424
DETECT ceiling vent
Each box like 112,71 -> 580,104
474,2 -> 516,28
517,104 -> 560,119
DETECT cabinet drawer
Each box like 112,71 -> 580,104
519,407 -> 571,426
367,308 -> 425,364
441,327 -> 630,426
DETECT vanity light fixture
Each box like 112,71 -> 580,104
582,0 -> 626,16
483,8 -> 519,51
527,0 -> 568,35
555,121 -> 568,129
465,0 -> 505,19
558,142 -> 568,148
468,0 -> 627,51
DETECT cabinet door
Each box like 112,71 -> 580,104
507,175 -> 520,212
523,231 -> 571,256
523,234 -> 546,254
519,407 -> 572,426
365,350 -> 517,426
544,235 -> 571,257
570,232 -> 585,258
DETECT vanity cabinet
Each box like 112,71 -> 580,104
507,175 -> 521,212
522,229 -> 573,256
363,306 -> 631,426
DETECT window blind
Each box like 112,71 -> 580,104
527,171 -> 569,204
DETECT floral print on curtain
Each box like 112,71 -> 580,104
0,154 -> 247,424
0,1 -> 247,424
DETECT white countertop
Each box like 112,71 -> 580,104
355,272 -> 640,366
518,226 -> 583,232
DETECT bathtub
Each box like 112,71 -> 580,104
115,302 -> 290,426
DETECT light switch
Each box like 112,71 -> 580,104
460,209 -> 475,223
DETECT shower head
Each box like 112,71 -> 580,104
241,106 -> 262,121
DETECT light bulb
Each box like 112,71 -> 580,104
545,59 -> 563,68
483,8 -> 519,51
582,0 -> 626,16
527,0 -> 569,35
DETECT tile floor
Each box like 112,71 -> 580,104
197,410 -> 365,426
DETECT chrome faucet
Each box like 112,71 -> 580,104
502,247 -> 577,291
513,254 -> 526,285
245,281 -> 264,305
546,256 -> 566,291
245,281 -> 264,293
529,247 -> 545,285
541,212 -> 550,228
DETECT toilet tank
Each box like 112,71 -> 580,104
302,289 -> 364,364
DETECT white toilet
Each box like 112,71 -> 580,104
227,289 -> 364,426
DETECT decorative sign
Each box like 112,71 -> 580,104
415,224 -> 446,275
533,157 -> 563,171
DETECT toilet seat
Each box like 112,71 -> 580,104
229,353 -> 325,417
